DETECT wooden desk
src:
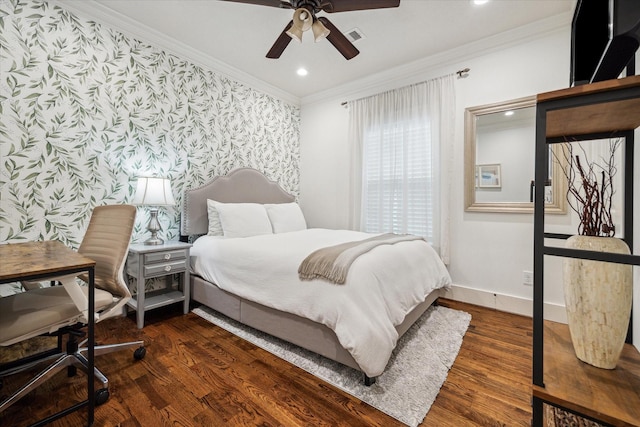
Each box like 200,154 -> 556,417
0,241 -> 96,426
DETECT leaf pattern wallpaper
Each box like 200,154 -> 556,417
0,0 -> 299,294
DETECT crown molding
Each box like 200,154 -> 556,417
53,0 -> 301,107
300,12 -> 573,106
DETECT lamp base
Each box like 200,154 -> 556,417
143,236 -> 164,245
144,209 -> 164,245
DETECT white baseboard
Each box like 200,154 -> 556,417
442,284 -> 567,324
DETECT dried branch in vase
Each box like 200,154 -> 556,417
554,138 -> 621,237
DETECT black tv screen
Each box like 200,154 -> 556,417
571,0 -> 640,86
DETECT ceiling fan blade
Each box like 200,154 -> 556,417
220,0 -> 291,9
266,21 -> 294,58
320,0 -> 400,13
317,17 -> 359,60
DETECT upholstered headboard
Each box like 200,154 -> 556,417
180,168 -> 295,238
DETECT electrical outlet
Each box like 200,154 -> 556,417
523,270 -> 534,286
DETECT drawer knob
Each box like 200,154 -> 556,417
164,266 -> 172,272
164,254 -> 172,260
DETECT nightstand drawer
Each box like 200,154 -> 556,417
144,260 -> 186,278
144,250 -> 186,264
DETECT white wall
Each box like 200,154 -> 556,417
299,102 -> 350,228
300,13 -> 640,349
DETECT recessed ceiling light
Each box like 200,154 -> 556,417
297,68 -> 308,77
473,0 -> 489,5
505,111 -> 514,116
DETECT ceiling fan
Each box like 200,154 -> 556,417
222,0 -> 401,60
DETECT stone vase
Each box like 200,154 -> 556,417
563,235 -> 632,369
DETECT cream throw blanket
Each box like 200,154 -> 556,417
298,233 -> 424,284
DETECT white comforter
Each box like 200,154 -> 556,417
191,228 -> 452,377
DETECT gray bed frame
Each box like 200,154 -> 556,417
180,167 -> 442,384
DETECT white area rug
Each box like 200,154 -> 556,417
192,304 -> 471,427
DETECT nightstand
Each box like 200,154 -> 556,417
126,241 -> 192,328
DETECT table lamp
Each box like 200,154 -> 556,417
133,177 -> 176,245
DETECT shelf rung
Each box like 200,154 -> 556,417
543,246 -> 640,265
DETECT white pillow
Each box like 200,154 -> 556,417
206,199 -> 223,236
264,203 -> 307,233
214,202 -> 273,238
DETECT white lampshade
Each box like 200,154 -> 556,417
133,177 -> 175,206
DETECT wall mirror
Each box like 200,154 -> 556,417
464,96 -> 567,214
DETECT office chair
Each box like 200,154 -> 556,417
0,204 -> 146,411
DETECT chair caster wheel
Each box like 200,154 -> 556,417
134,346 -> 146,360
95,388 -> 110,406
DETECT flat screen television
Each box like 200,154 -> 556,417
571,0 -> 640,86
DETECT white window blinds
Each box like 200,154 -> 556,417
362,119 -> 433,240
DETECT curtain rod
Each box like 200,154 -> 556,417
340,67 -> 470,107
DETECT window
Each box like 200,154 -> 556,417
362,118 -> 433,241
348,75 -> 454,261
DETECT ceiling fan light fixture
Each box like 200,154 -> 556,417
286,25 -> 304,42
311,18 -> 330,42
251,0 -> 388,60
293,8 -> 313,31
286,7 -> 313,42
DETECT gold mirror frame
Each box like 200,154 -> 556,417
464,96 -> 567,214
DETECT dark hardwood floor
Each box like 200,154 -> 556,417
0,299 -> 533,426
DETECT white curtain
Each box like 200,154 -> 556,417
347,75 -> 455,263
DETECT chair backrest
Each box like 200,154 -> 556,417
78,204 -> 136,300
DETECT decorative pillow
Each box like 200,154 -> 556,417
206,199 -> 224,236
214,202 -> 273,238
264,203 -> 307,233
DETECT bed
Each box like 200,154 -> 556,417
180,168 -> 451,384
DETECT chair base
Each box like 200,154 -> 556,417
0,333 -> 144,414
